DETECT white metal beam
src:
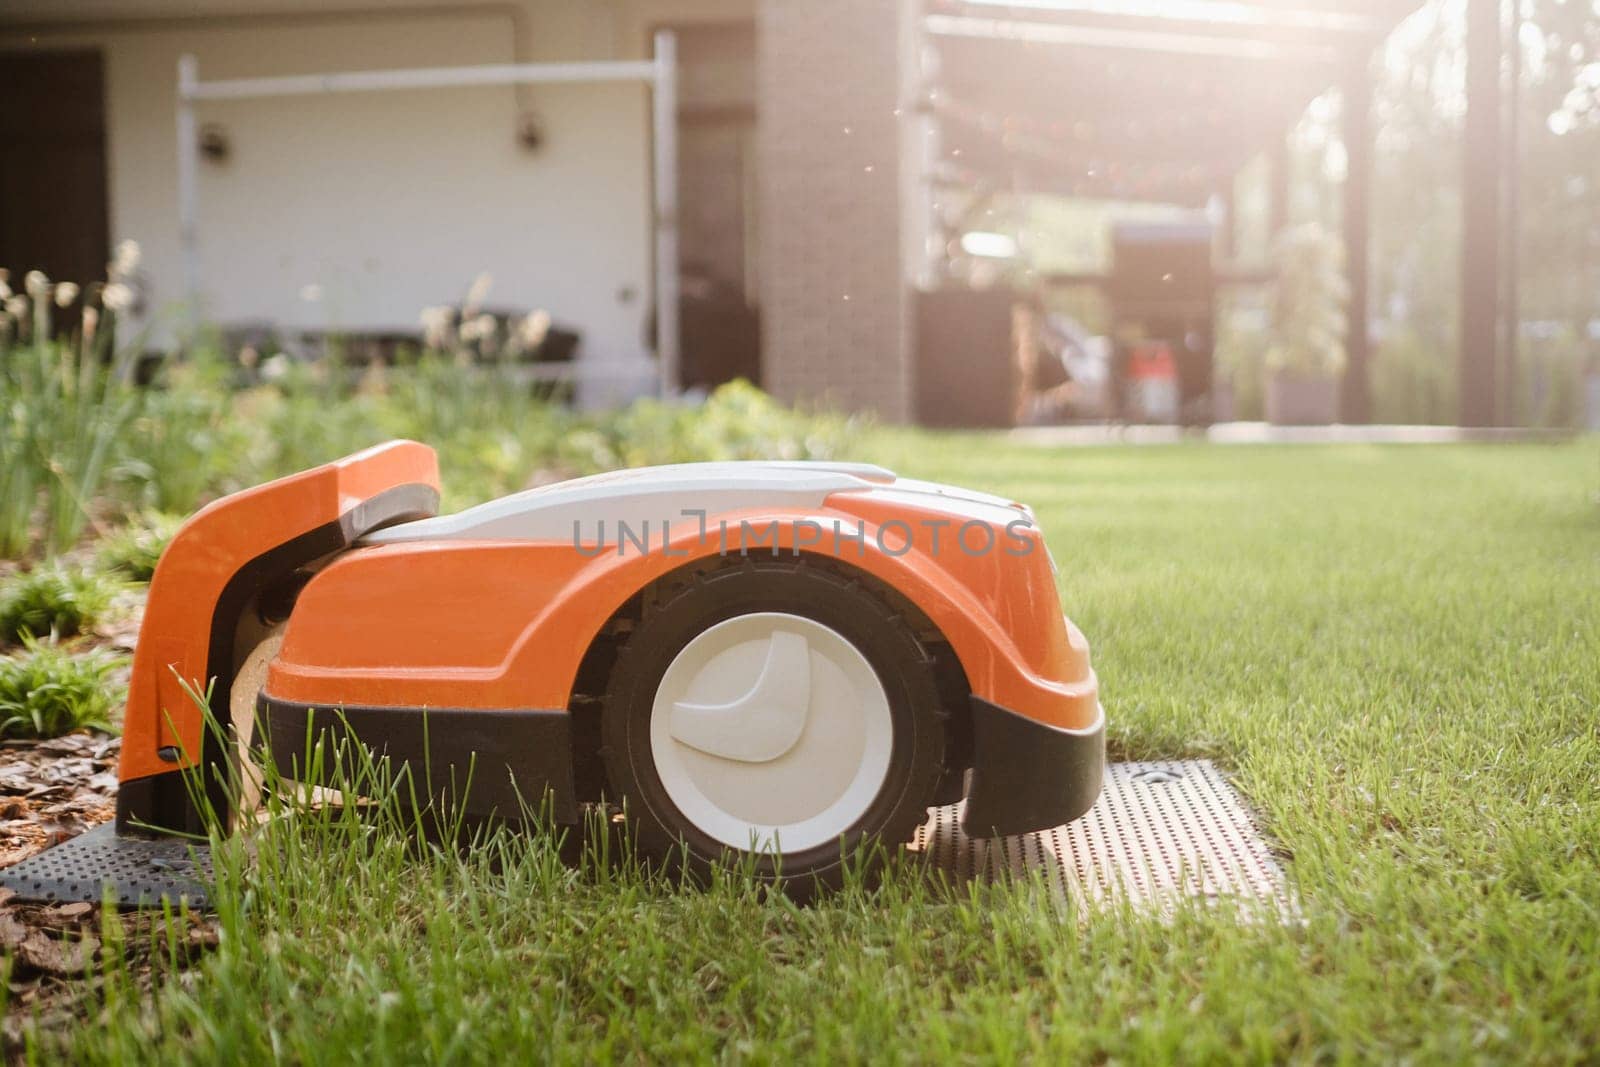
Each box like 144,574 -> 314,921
181,60 -> 661,101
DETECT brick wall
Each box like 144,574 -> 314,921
755,0 -> 912,420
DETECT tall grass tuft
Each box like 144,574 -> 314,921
0,634 -> 124,738
121,350 -> 252,514
566,379 -> 860,471
95,512 -> 184,582
0,563 -> 118,643
0,267 -> 139,557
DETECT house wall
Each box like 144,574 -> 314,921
1,0 -> 749,391
754,0 -> 915,420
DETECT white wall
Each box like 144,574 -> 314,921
3,3 -> 663,372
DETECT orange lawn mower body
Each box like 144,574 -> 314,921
117,441 -> 1103,878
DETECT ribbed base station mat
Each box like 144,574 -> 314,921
912,760 -> 1295,917
0,824 -> 210,908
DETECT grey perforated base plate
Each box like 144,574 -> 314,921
912,760 -> 1295,917
0,824 -> 211,908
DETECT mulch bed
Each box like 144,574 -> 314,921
0,733 -> 120,868
0,576 -> 221,1057
0,571 -> 143,871
0,732 -> 219,1058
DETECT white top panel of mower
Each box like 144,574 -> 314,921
360,461 -> 1028,545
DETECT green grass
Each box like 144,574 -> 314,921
0,634 -> 124,738
0,333 -> 137,558
95,512 -> 183,582
39,439 -> 1600,1061
0,562 -> 118,643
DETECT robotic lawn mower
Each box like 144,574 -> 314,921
111,441 -> 1103,891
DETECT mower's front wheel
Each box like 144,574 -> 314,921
600,561 -> 944,898
227,624 -> 285,817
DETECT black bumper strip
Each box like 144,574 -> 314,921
257,695 -> 579,823
961,696 -> 1105,838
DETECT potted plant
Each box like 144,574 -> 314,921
1265,224 -> 1348,426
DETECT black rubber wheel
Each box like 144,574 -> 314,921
599,559 -> 945,898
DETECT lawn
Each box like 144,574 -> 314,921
37,436 -> 1600,1061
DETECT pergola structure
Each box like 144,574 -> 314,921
920,0 -> 1508,425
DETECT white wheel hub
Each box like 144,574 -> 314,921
650,612 -> 894,853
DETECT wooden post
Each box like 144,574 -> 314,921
1340,58 -> 1372,424
1460,0 -> 1501,427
